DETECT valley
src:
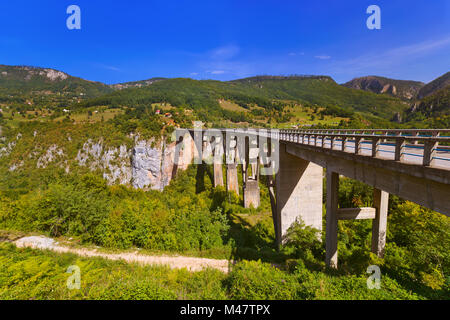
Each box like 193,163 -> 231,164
0,64 -> 449,300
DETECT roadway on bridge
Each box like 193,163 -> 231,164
300,137 -> 450,170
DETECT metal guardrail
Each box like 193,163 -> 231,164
279,129 -> 450,169
179,128 -> 450,169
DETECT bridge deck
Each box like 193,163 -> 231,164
312,138 -> 450,170
279,129 -> 450,172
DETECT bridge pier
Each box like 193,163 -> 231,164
371,188 -> 389,258
325,171 -> 339,268
275,144 -> 323,246
244,180 -> 260,208
242,135 -> 261,209
214,163 -> 224,187
213,136 -> 224,187
325,171 -> 390,268
227,164 -> 239,195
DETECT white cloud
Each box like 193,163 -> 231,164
208,70 -> 225,74
96,64 -> 121,72
190,72 -> 199,76
288,52 -> 305,56
210,45 -> 240,60
197,45 -> 254,77
333,36 -> 450,74
315,55 -> 331,60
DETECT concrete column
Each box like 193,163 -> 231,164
214,163 -> 224,187
371,188 -> 389,257
251,163 -> 258,179
326,171 -> 339,268
227,164 -> 239,195
244,180 -> 260,208
275,144 -> 323,246
213,135 -> 224,187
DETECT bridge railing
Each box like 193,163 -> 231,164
279,129 -> 450,169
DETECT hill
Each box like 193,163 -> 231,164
0,65 -> 112,97
416,71 -> 450,99
342,76 -> 424,100
0,65 -> 113,110
406,72 -> 450,128
405,86 -> 450,128
402,72 -> 450,128
80,75 -> 409,124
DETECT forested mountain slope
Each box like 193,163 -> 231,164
342,76 -> 424,100
417,71 -> 450,99
81,76 -> 409,122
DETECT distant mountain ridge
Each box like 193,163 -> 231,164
403,72 -> 450,126
416,72 -> 450,99
79,75 -> 409,122
342,76 -> 424,100
3,64 -> 448,125
0,65 -> 112,98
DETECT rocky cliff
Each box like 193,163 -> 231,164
342,76 -> 424,100
1,130 -> 194,191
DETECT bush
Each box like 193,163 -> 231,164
227,260 -> 299,299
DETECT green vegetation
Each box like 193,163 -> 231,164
77,76 -> 409,126
0,65 -> 449,300
0,162 -> 449,299
0,65 -> 112,114
0,241 -> 421,300
405,87 -> 450,126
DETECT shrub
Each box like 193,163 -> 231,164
227,260 -> 299,299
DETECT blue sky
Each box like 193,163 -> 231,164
0,0 -> 449,84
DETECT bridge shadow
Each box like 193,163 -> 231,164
195,163 -> 206,193
224,213 -> 292,265
195,163 -> 214,193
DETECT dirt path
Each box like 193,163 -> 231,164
14,236 -> 231,273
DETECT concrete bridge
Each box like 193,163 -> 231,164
175,128 -> 450,268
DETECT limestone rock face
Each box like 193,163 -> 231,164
131,136 -> 193,191
76,139 -> 132,186
1,131 -> 193,191
131,140 -> 163,190
37,144 -> 65,168
342,76 -> 424,100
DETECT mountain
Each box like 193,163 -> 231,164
416,71 -> 450,99
404,72 -> 450,127
342,76 -> 424,100
81,75 -> 409,122
0,65 -> 113,101
407,87 -> 450,118
0,64 -> 411,126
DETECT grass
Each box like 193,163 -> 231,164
283,104 -> 348,127
0,242 -> 228,300
0,241 -> 425,300
218,99 -> 248,112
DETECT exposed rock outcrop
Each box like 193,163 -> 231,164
1,130 -> 194,191
342,76 -> 424,100
131,134 -> 194,190
37,144 -> 65,168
